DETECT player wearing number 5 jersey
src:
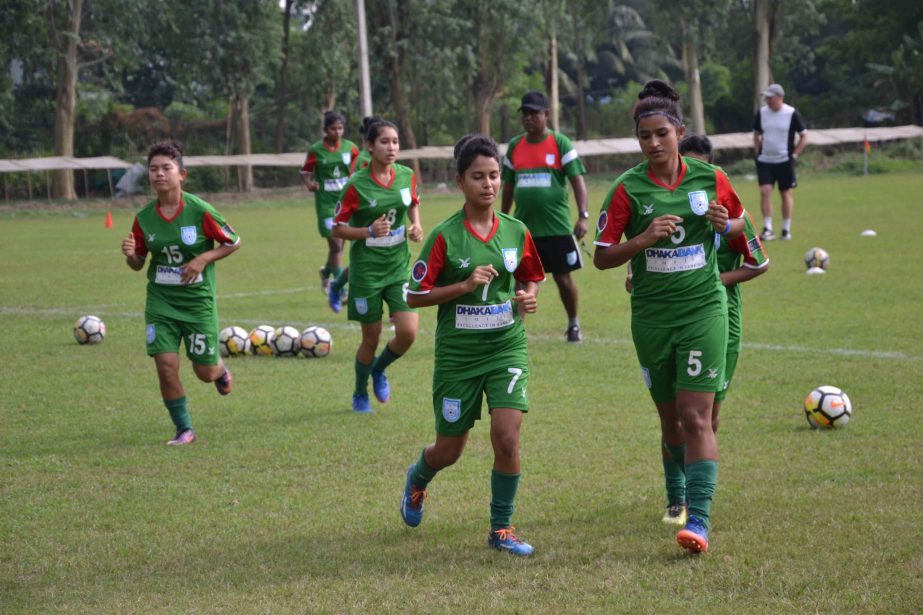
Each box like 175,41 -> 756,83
333,119 -> 422,413
400,135 -> 545,556
122,140 -> 240,445
594,81 -> 746,554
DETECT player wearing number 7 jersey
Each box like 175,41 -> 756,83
400,135 -> 545,556
122,140 -> 240,445
594,81 -> 747,554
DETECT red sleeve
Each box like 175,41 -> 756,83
301,151 -> 317,174
515,230 -> 546,283
727,211 -> 763,267
715,170 -> 744,219
201,211 -> 236,245
410,173 -> 420,206
349,145 -> 359,174
596,183 -> 632,246
333,184 -> 359,225
131,217 -> 148,257
412,233 -> 446,292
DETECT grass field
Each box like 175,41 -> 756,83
2,171 -> 922,614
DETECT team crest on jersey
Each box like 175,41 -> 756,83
400,187 -> 412,205
545,153 -> 556,166
502,248 -> 518,272
355,297 -> 368,315
411,260 -> 427,283
180,226 -> 197,245
146,324 -> 156,345
442,397 -> 461,423
342,152 -> 352,166
597,210 -> 608,232
688,191 -> 709,216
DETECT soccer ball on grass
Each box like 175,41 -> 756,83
74,315 -> 106,344
219,326 -> 251,357
804,385 -> 852,429
300,326 -> 332,358
249,325 -> 276,356
271,325 -> 302,357
804,247 -> 829,271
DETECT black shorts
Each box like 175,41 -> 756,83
756,159 -> 797,191
533,235 -> 582,275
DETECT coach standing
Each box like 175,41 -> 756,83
502,91 -> 588,343
753,83 -> 808,241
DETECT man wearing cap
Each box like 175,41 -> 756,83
501,91 -> 588,343
753,83 -> 808,240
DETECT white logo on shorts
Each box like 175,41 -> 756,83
442,397 -> 461,423
146,324 -> 156,344
708,368 -> 718,379
641,367 -> 652,389
566,250 -> 577,266
355,297 -> 368,315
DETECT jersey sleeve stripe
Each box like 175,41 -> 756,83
597,183 -> 631,245
333,184 -> 359,225
715,169 -> 744,219
301,151 -> 317,174
502,156 -> 514,170
415,233 -> 446,292
132,217 -> 148,257
514,230 -> 546,283
561,149 -> 579,165
201,211 -> 237,245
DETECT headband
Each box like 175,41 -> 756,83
634,110 -> 682,126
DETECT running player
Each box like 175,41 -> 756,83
400,134 -> 545,556
629,135 -> 770,527
594,81 -> 746,554
332,119 -> 422,413
329,115 -> 382,313
301,110 -> 359,295
501,91 -> 588,343
121,139 -> 240,445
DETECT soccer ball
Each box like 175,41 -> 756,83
300,326 -> 332,358
219,326 -> 251,357
804,247 -> 830,270
249,325 -> 276,356
271,325 -> 302,357
804,385 -> 852,429
74,315 -> 106,344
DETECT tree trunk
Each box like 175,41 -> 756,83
388,0 -> 421,177
549,29 -> 559,132
753,0 -> 773,112
681,15 -> 706,135
274,0 -> 293,153
234,93 -> 253,192
570,0 -> 587,140
51,0 -> 82,200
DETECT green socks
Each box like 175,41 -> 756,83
662,441 -> 687,506
409,449 -> 440,490
164,396 -> 191,431
490,469 -> 521,531
686,460 -> 718,527
354,358 -> 372,395
371,344 -> 401,374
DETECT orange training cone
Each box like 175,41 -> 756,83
105,211 -> 113,229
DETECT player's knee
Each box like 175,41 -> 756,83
492,432 -> 520,460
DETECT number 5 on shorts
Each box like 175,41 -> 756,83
687,350 -> 702,376
507,367 -> 523,394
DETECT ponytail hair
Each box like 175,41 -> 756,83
632,79 -> 683,130
360,115 -> 383,137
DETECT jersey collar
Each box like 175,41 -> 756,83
646,155 -> 687,191
322,139 -> 342,153
370,166 -> 395,189
463,210 -> 499,243
156,194 -> 185,222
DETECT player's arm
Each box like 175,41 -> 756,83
180,242 -> 240,284
570,175 -> 589,239
122,219 -> 146,271
407,264 -> 498,309
407,174 -> 424,242
792,132 -> 809,158
594,217 -> 680,270
752,132 -> 762,157
721,261 -> 768,286
300,151 -> 319,191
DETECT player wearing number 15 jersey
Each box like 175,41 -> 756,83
122,140 -> 240,445
594,81 -> 747,554
400,135 -> 544,556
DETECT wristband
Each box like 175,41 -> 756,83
721,220 -> 731,236
368,224 -> 375,238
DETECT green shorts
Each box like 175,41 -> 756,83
631,313 -> 728,404
145,312 -> 220,365
714,351 -> 739,403
316,202 -> 335,239
433,365 -> 530,437
347,281 -> 414,324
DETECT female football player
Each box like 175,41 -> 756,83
399,134 -> 545,556
301,110 -> 359,295
332,120 -> 422,413
121,139 -> 240,445
594,81 -> 747,553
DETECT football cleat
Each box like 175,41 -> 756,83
352,393 -> 371,413
328,282 -> 342,313
662,503 -> 688,526
214,367 -> 233,396
400,465 -> 427,527
488,527 -> 534,556
566,324 -> 582,343
371,370 -> 390,404
166,428 -> 197,446
676,515 -> 709,553
780,230 -> 792,240
319,267 -> 330,296
760,228 -> 775,241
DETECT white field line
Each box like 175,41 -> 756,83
1,287 -> 919,361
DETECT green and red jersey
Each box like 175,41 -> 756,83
130,192 -> 239,321
408,208 -> 545,379
595,156 -> 745,327
301,138 -> 360,212
501,130 -> 586,237
334,163 -> 419,288
718,210 -> 768,348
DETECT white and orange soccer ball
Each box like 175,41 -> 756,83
271,325 -> 302,357
219,326 -> 251,357
804,385 -> 852,429
249,325 -> 276,356
804,247 -> 829,271
300,326 -> 332,358
74,315 -> 106,344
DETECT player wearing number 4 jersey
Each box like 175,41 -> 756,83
401,135 -> 544,556
594,81 -> 748,554
122,140 -> 240,445
333,119 -> 422,413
